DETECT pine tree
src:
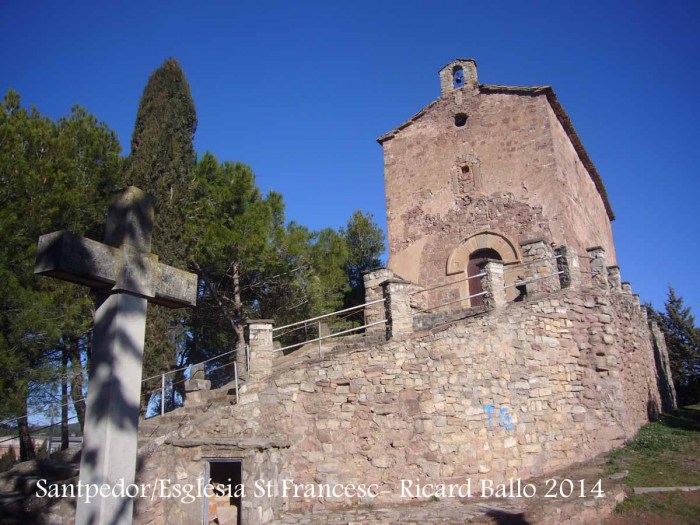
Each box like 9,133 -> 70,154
187,154 -> 286,373
659,288 -> 700,404
0,90 -> 123,459
127,58 -> 198,390
342,211 -> 385,312
187,153 -> 351,372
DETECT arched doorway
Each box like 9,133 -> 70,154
467,248 -> 502,306
446,231 -> 521,307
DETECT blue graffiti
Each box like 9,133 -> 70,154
483,404 -> 514,430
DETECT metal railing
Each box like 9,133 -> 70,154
274,319 -> 388,357
141,349 -> 240,418
409,272 -> 486,296
1,252 -> 594,431
412,257 -> 568,313
411,271 -> 487,312
3,297 -> 389,427
504,270 -> 565,290
273,299 -> 385,335
415,290 -> 488,313
271,299 -> 387,358
503,254 -> 562,271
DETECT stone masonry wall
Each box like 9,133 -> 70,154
274,287 -> 661,506
134,281 -> 668,524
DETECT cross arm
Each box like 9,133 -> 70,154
35,230 -> 197,308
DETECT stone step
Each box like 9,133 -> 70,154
0,458 -> 79,494
204,389 -> 239,404
274,333 -> 387,370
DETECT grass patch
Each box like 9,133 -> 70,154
611,492 -> 700,524
605,405 -> 700,522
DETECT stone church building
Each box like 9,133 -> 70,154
380,58 -> 616,308
125,60 -> 676,525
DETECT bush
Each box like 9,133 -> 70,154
0,446 -> 17,473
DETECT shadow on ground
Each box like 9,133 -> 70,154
486,509 -> 531,525
659,404 -> 700,433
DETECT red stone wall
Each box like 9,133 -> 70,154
381,86 -> 616,298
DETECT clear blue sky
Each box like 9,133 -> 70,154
2,0 -> 699,315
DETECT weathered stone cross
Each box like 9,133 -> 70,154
35,187 -> 197,525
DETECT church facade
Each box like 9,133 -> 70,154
380,59 -> 616,307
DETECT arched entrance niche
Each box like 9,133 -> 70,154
446,232 -> 520,306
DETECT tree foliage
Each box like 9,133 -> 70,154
0,447 -> 17,473
127,58 -> 198,384
129,57 -> 197,265
186,153 -> 352,367
341,210 -> 385,312
652,288 -> 700,404
0,89 -> 123,458
0,58 -> 388,447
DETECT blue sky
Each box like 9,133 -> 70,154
2,0 -> 699,315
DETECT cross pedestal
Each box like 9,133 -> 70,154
35,187 -> 197,525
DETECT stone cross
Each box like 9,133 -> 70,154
34,187 -> 197,525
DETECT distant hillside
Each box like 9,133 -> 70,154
0,422 -> 82,437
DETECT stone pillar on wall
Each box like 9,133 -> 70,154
479,260 -> 506,309
586,247 -> 609,291
520,238 -> 560,297
382,278 -> 412,339
621,282 -> 633,295
607,266 -> 622,292
246,320 -> 275,382
632,294 -> 641,309
555,246 -> 582,290
363,268 -> 393,334
184,363 -> 210,406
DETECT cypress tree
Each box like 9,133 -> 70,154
129,57 -> 197,265
128,58 -> 197,395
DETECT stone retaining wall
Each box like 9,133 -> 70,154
134,279 -> 670,525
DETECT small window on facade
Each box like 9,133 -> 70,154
455,113 -> 468,127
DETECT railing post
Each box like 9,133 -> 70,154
246,319 -> 275,382
519,238 -> 560,297
233,362 -> 240,404
555,245 -> 581,290
586,247 -> 609,290
363,268 -> 393,334
318,320 -> 323,358
479,259 -> 506,309
160,373 -> 165,416
382,278 -> 412,339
